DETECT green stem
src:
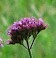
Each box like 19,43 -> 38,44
30,31 -> 40,49
21,44 -> 27,49
30,36 -> 35,49
26,40 -> 32,58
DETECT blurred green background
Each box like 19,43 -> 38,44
0,0 -> 56,58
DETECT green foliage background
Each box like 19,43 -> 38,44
0,0 -> 56,58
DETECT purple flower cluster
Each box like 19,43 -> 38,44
7,17 -> 47,44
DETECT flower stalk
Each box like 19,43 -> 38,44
26,40 -> 32,58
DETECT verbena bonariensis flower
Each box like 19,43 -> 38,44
7,17 -> 47,45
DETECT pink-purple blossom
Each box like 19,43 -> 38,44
7,17 -> 47,44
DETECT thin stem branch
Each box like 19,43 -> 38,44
26,40 -> 32,58
30,36 -> 35,49
30,31 -> 40,49
21,44 -> 28,49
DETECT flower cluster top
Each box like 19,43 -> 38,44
7,17 -> 47,44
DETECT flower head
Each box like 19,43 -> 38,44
7,17 -> 47,44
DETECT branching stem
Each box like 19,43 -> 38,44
30,31 -> 40,49
26,40 -> 32,58
21,44 -> 28,49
